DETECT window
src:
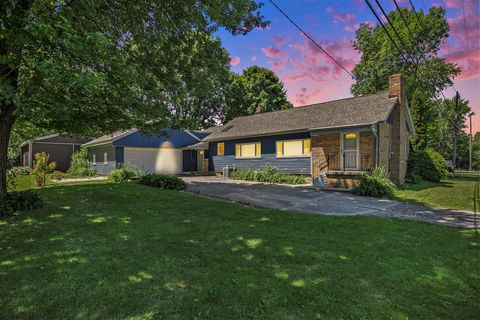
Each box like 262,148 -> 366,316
92,154 -> 96,165
217,142 -> 224,156
235,142 -> 261,158
104,152 -> 108,164
276,139 -> 310,157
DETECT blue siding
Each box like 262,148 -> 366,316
113,130 -> 201,148
115,147 -> 124,164
210,132 -> 311,174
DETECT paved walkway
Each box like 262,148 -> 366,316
183,176 -> 476,228
51,176 -> 108,183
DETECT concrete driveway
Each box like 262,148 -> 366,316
183,176 -> 476,228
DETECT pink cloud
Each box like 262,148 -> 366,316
445,0 -> 461,8
229,56 -> 240,66
251,56 -> 257,61
272,35 -> 287,46
333,13 -> 356,24
261,46 -> 288,72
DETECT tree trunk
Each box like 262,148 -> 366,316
0,107 -> 16,199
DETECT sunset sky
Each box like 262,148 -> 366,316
218,0 -> 479,133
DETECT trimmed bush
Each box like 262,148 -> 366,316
108,168 -> 138,183
68,148 -> 96,176
9,166 -> 31,175
137,173 -> 186,190
408,148 -> 448,182
0,190 -> 43,217
353,166 -> 397,198
230,165 -> 306,185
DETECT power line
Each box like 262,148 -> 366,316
407,0 -> 458,93
392,0 -> 448,99
365,0 -> 430,90
267,0 -> 353,77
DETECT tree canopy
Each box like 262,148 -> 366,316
223,66 -> 292,122
0,0 -> 268,197
351,6 -> 460,98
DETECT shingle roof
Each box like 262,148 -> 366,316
203,92 -> 397,141
82,130 -> 135,147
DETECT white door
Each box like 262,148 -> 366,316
342,133 -> 358,170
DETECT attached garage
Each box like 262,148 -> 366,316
124,147 -> 182,174
83,129 -> 211,175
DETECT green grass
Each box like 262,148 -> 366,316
1,180 -> 479,319
396,177 -> 477,212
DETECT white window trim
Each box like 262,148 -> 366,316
104,152 -> 108,165
92,154 -> 96,166
235,142 -> 262,159
340,132 -> 360,171
275,139 -> 310,158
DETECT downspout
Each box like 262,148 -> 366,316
371,124 -> 379,167
28,141 -> 32,167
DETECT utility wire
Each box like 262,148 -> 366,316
407,0 -> 458,94
365,0 -> 431,91
267,0 -> 353,77
391,0 -> 448,99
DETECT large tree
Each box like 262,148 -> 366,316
409,89 -> 439,150
351,6 -> 460,98
0,0 -> 268,198
223,66 -> 292,122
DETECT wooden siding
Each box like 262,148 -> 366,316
212,154 -> 310,174
31,143 -> 81,172
210,132 -> 311,174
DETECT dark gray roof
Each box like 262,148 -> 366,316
204,92 -> 397,141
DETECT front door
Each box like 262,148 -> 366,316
342,133 -> 358,170
197,150 -> 204,173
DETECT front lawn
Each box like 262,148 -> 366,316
1,180 -> 479,319
396,177 -> 477,212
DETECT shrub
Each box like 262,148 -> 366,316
230,165 -> 306,185
0,190 -> 43,217
408,148 -> 448,182
6,170 -> 17,191
108,168 -> 137,183
52,171 -> 65,180
353,166 -> 397,198
137,173 -> 186,190
10,166 -> 31,175
31,152 -> 56,186
68,148 -> 96,176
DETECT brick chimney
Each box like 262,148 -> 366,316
388,74 -> 405,105
387,74 -> 408,181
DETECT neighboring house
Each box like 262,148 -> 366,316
82,129 -> 210,175
19,134 -> 92,172
203,74 -> 414,186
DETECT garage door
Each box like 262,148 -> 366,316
124,147 -> 182,174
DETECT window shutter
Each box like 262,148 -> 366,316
255,143 -> 261,157
276,141 -> 283,156
303,139 -> 311,155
